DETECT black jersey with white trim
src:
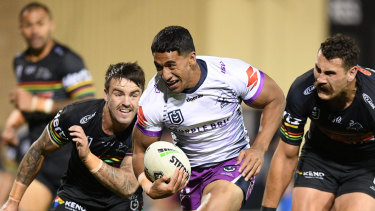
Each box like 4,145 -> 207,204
14,41 -> 95,141
280,67 -> 375,161
48,99 -> 142,206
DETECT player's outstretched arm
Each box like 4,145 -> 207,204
10,88 -> 93,115
237,73 -> 285,180
262,140 -> 300,209
1,127 -> 59,211
132,127 -> 187,199
69,125 -> 139,198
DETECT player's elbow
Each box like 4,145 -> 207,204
120,183 -> 140,198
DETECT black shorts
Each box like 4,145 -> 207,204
50,192 -> 143,211
294,151 -> 375,198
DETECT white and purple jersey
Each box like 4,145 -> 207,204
137,56 -> 265,167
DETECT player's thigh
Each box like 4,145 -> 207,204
292,187 -> 335,211
334,192 -> 375,211
200,179 -> 243,211
19,179 -> 52,211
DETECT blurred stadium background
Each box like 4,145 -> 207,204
1,0 -> 374,210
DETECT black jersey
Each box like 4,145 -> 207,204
13,41 -> 95,140
280,67 -> 375,162
47,99 -> 142,208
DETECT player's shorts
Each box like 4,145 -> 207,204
180,157 -> 255,210
295,150 -> 375,198
51,191 -> 143,211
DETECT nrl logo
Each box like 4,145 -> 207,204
168,109 -> 184,125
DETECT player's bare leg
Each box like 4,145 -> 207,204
333,192 -> 375,211
198,180 -> 243,211
292,187 -> 335,211
19,180 -> 53,211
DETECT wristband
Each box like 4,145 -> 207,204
89,160 -> 103,173
9,181 -> 27,202
84,153 -> 103,173
138,172 -> 152,193
44,98 -> 53,114
260,206 -> 277,211
31,96 -> 38,112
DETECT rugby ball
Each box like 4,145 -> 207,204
144,141 -> 191,182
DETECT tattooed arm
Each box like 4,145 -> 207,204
1,127 -> 60,210
92,156 -> 139,198
69,125 -> 139,198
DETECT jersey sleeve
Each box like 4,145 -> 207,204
59,50 -> 95,99
47,105 -> 74,146
223,58 -> 265,105
279,78 -> 310,146
135,76 -> 164,137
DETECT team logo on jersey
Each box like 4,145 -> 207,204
346,120 -> 363,131
246,66 -> 258,90
223,165 -> 237,172
363,93 -> 375,109
303,85 -> 315,95
80,112 -> 96,124
168,109 -> 184,125
311,107 -> 320,119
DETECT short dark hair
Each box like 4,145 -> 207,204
104,62 -> 145,92
19,2 -> 52,21
320,34 -> 360,69
151,25 -> 195,56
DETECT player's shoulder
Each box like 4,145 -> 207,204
357,66 -> 375,84
13,50 -> 26,64
356,66 -> 375,108
52,41 -> 83,61
141,74 -> 168,102
66,98 -> 103,112
197,55 -> 249,69
60,99 -> 103,123
286,68 -> 316,101
197,55 -> 253,83
290,69 -> 315,92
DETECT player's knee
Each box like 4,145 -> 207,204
203,181 -> 243,210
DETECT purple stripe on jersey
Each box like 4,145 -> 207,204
135,122 -> 162,137
244,71 -> 265,105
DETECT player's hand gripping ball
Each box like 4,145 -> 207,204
144,141 -> 191,182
